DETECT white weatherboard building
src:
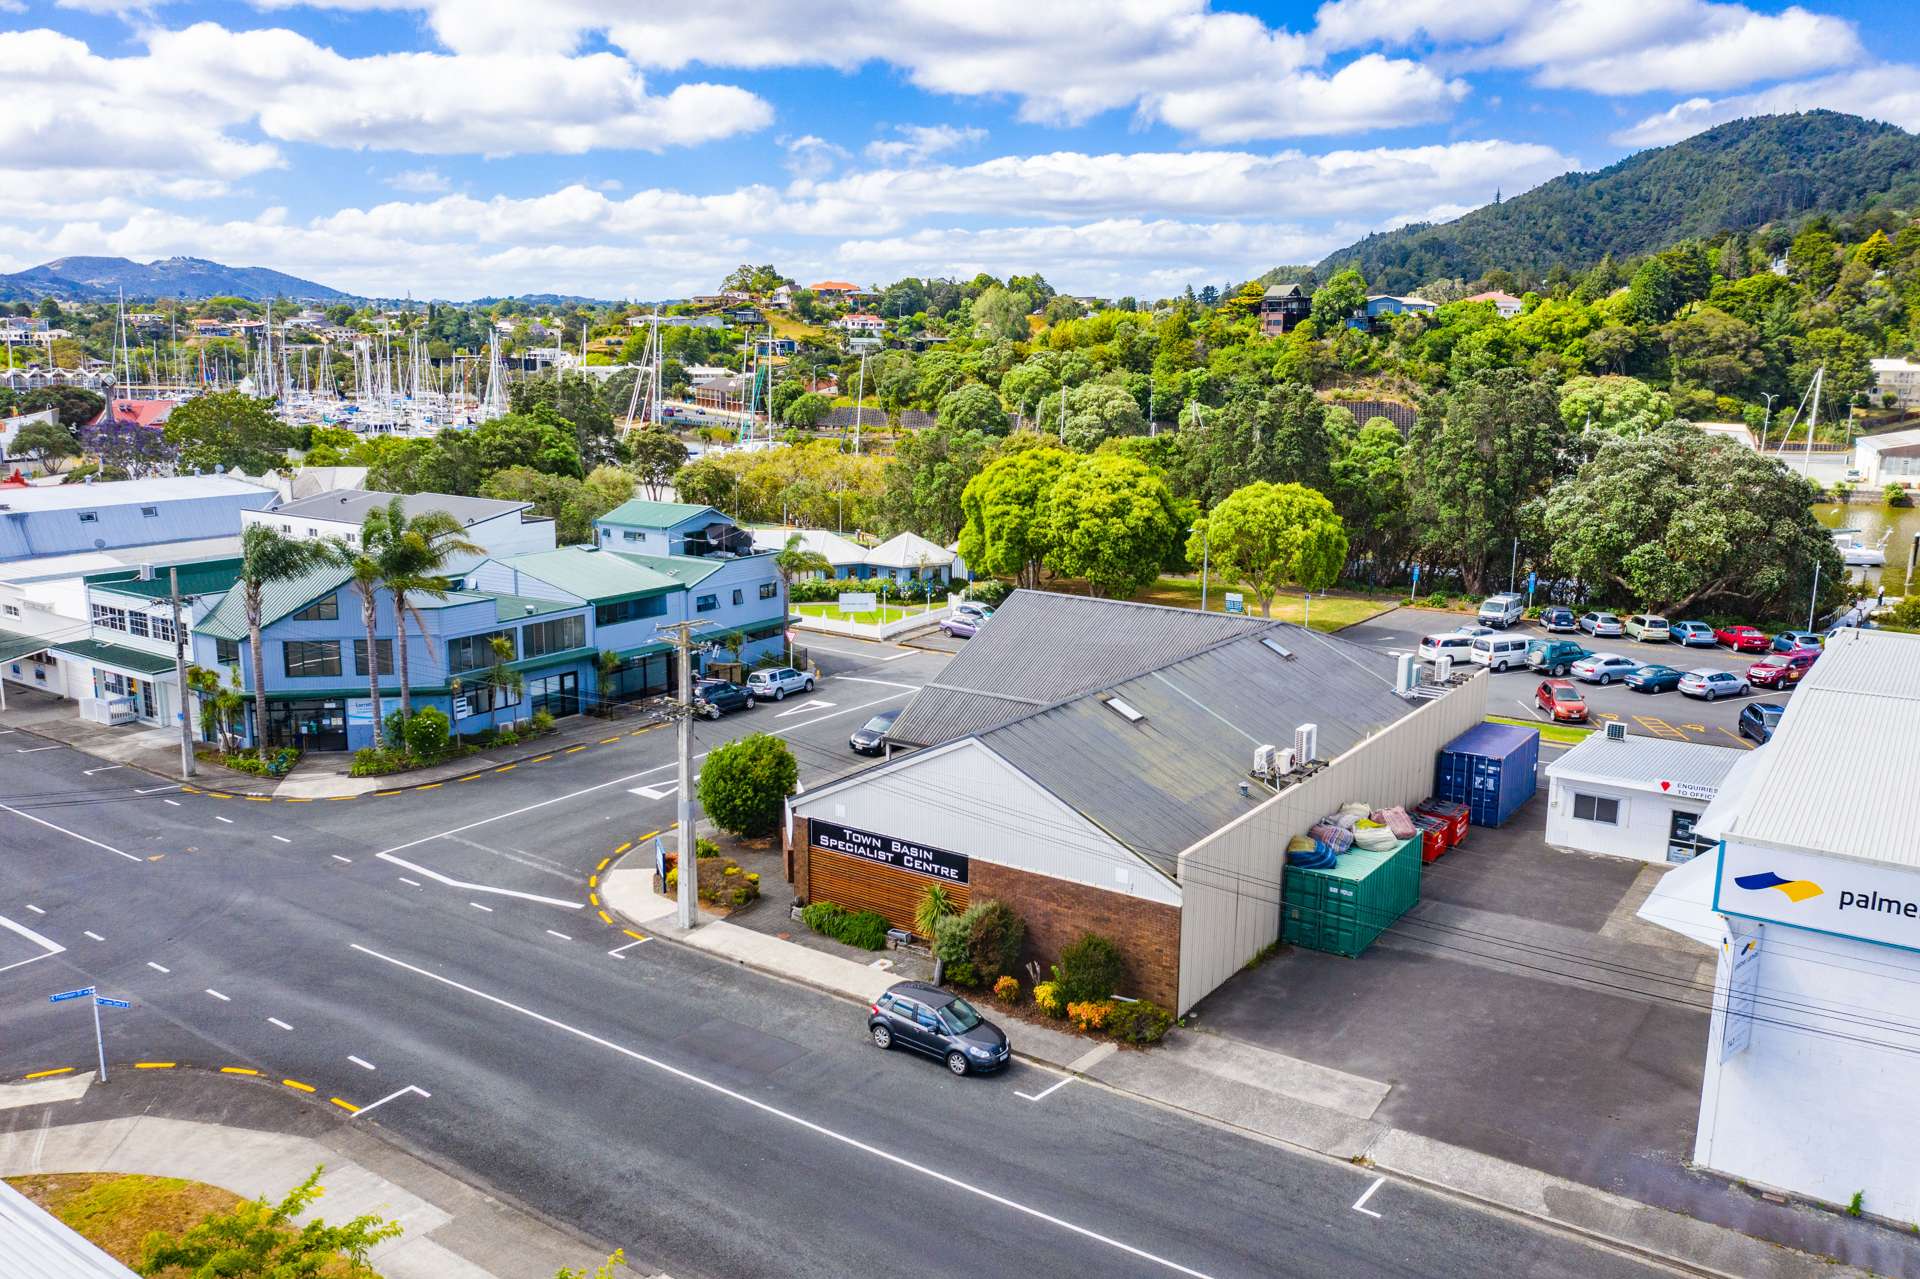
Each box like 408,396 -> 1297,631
1640,627 -> 1920,1221
1544,733 -> 1743,864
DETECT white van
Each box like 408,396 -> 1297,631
1477,593 -> 1526,629
1468,634 -> 1530,672
1417,632 -> 1482,664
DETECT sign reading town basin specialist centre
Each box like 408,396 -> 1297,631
810,818 -> 969,885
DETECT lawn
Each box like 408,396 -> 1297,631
1487,713 -> 1593,746
795,601 -> 944,624
1133,576 -> 1401,632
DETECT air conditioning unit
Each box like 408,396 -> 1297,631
1294,722 -> 1319,764
1395,652 -> 1416,695
1274,747 -> 1300,775
1433,654 -> 1454,683
1605,721 -> 1627,742
1253,744 -> 1277,778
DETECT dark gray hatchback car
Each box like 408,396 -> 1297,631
868,981 -> 1010,1076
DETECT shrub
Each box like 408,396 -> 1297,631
1053,932 -> 1126,1005
993,975 -> 1021,1004
348,747 -> 409,777
800,901 -> 891,950
530,709 -> 556,733
964,579 -> 1011,608
383,708 -> 409,748
404,706 -> 451,760
695,855 -> 759,907
932,899 -> 1025,984
945,960 -> 979,988
1067,1000 -> 1114,1033
493,727 -> 518,748
695,836 -> 721,859
914,883 -> 956,940
698,732 -> 798,837
1105,1000 -> 1175,1044
1031,981 -> 1065,1018
1888,484 -> 1914,508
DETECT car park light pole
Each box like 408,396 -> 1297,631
1190,519 -> 1210,612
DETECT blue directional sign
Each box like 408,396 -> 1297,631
1527,571 -> 1537,592
94,997 -> 130,1010
48,987 -> 95,1003
1412,565 -> 1421,585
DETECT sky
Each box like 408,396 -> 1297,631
2,0 -> 1915,302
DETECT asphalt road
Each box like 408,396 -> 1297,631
1339,609 -> 1796,751
0,633 -> 1679,1279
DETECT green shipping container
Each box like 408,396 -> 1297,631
1281,834 -> 1423,958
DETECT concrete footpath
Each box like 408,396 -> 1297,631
604,865 -> 1887,1279
0,1070 -> 646,1279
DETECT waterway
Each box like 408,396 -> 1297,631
1813,502 -> 1920,590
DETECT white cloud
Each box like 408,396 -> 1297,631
1614,66 -> 1920,146
386,167 -> 451,193
864,124 -> 986,164
781,134 -> 850,180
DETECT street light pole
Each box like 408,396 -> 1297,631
170,567 -> 195,778
1509,538 -> 1519,594
1808,559 -> 1821,632
657,619 -> 711,930
1190,520 -> 1211,612
1757,391 -> 1779,453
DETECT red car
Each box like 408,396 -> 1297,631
1748,649 -> 1818,688
1715,625 -> 1771,653
1534,678 -> 1589,722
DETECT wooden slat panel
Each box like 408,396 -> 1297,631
807,846 -> 969,932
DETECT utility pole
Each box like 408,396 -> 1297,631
171,567 -> 195,778
1509,538 -> 1519,594
1808,559 -> 1822,632
657,619 -> 711,929
1757,391 -> 1778,453
1191,519 -> 1211,612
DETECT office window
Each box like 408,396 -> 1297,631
354,638 -> 395,676
150,615 -> 178,645
90,603 -> 128,632
1572,793 -> 1620,825
215,638 -> 240,665
759,581 -> 777,600
1,603 -> 17,617
595,596 -> 667,626
447,629 -> 513,673
283,640 -> 342,678
695,593 -> 717,613
291,595 -> 339,621
127,612 -> 150,639
78,511 -> 98,523
468,680 -> 519,714
522,614 -> 585,658
623,530 -> 640,542
140,506 -> 159,518
732,588 -> 744,605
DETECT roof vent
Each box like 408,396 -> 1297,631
1105,696 -> 1145,723
1605,721 -> 1627,742
525,604 -> 536,614
1260,636 -> 1294,660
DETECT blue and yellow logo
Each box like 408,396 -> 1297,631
1735,871 -> 1824,903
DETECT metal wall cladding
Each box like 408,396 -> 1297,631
1433,722 -> 1540,827
1281,834 -> 1423,958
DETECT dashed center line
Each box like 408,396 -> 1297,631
545,930 -> 572,941
213,815 -> 234,824
205,988 -> 230,1002
146,961 -> 170,973
272,835 -> 292,844
24,904 -> 44,915
268,1017 -> 292,1030
469,902 -> 494,912
83,930 -> 104,941
398,877 -> 421,887
331,855 -> 353,864
163,799 -> 182,807
348,1055 -> 377,1071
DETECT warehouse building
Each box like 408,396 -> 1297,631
1544,732 -> 1743,864
1640,628 -> 1920,1221
785,592 -> 1486,1012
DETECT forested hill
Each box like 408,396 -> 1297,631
1318,112 -> 1920,293
0,256 -> 348,303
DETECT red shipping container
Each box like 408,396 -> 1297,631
1411,813 -> 1449,863
1416,798 -> 1469,846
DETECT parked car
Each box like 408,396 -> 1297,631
746,666 -> 815,700
1417,630 -> 1489,663
1770,630 -> 1824,652
1679,669 -> 1748,701
1539,606 -> 1578,633
1739,702 -> 1786,744
1624,615 -> 1671,643
952,601 -> 994,622
849,708 -> 901,755
1526,638 -> 1590,677
1668,621 -> 1717,647
1578,612 -> 1625,637
868,982 -> 1010,1076
941,615 -> 979,639
1625,663 -> 1684,693
1570,653 -> 1638,685
1476,593 -> 1526,629
1468,634 -> 1531,672
1714,625 -> 1770,653
1748,650 -> 1818,688
1534,679 -> 1588,722
691,678 -> 755,719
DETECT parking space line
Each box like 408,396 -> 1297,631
0,801 -> 142,863
350,1083 -> 430,1119
1015,1075 -> 1074,1103
1716,726 -> 1755,751
1352,1175 -> 1385,1218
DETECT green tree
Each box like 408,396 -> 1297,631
1661,306 -> 1764,397
509,371 -> 619,467
958,447 -> 1072,589
1039,453 -> 1181,598
1186,482 -> 1347,617
771,533 -> 831,660
1539,423 -> 1842,616
163,390 -> 295,474
1328,417 -> 1408,575
1310,268 -> 1367,331
782,391 -> 832,427
364,497 -> 482,724
881,423 -> 997,543
18,385 -> 104,429
473,408 -> 583,479
237,525 -> 338,750
972,285 -> 1032,341
936,383 -> 1009,436
9,420 -> 80,473
1787,225 -> 1841,295
627,427 -> 688,499
1557,375 -> 1674,436
138,1165 -> 400,1278
340,535 -> 391,748
698,732 -> 798,838
1042,381 -> 1144,452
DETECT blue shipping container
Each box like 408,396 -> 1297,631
1434,722 -> 1539,827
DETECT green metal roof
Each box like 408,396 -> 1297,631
498,547 -> 682,604
612,639 -> 674,661
195,562 -> 353,642
48,638 -> 179,676
0,627 -> 52,664
485,592 -> 582,623
608,550 -> 724,586
598,499 -> 719,529
89,558 -> 244,602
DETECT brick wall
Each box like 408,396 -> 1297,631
970,860 -> 1182,1010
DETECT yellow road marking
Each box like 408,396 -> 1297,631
637,828 -> 662,842
495,764 -> 517,773
25,1067 -> 73,1079
613,842 -> 632,855
209,792 -> 232,800
417,783 -> 442,790
590,893 -> 600,906
327,795 -> 356,801
329,1097 -> 360,1113
459,775 -> 480,782
134,1062 -> 175,1069
598,909 -> 613,924
181,785 -> 200,793
375,789 -> 401,797
1716,726 -> 1755,751
600,736 -> 622,745
220,1066 -> 260,1076
283,796 -> 312,803
282,1079 -> 316,1093
588,874 -> 598,887
1633,715 -> 1688,741
623,929 -> 648,941
596,857 -> 611,871
244,795 -> 271,802
531,754 -> 554,763
565,745 -> 587,754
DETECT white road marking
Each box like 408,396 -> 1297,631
146,962 -> 169,973
774,698 -> 835,718
15,745 -> 58,754
214,815 -> 234,824
629,782 -> 678,801
0,801 -> 141,863
607,937 -> 649,956
24,904 -> 44,915
81,765 -> 122,776
350,1083 -> 430,1119
0,912 -> 64,974
831,675 -> 921,690
163,799 -> 182,807
331,854 -> 352,863
469,902 -> 493,912
134,784 -> 179,795
1516,698 -> 1547,722
268,1017 -> 292,1030
272,835 -> 292,844
545,930 -> 571,941
397,877 -> 422,887
1352,1175 -> 1385,1218
1015,1075 -> 1074,1103
82,930 -> 104,941
0,729 -> 14,734
205,988 -> 230,1001
879,650 -> 918,662
351,943 -> 1217,1279
348,1055 -> 377,1071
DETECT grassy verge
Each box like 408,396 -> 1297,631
795,601 -> 943,624
1134,576 -> 1401,631
1487,713 -> 1592,746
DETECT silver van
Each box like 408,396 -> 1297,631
1469,634 -> 1530,672
1477,593 -> 1526,629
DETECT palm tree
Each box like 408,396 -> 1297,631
771,533 -> 832,662
363,497 -> 481,725
237,524 -> 335,751
340,538 -> 389,748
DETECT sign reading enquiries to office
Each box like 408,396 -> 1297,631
810,818 -> 969,885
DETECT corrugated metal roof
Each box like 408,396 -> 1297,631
598,499 -> 718,529
0,537 -> 243,586
0,1178 -> 139,1278
864,531 -> 954,569
1545,733 -> 1743,792
480,592 -> 581,622
1708,627 -> 1920,867
500,546 -> 682,602
49,637 -> 181,675
748,526 -> 867,565
271,489 -> 528,527
889,589 -> 1270,748
0,475 -> 268,513
194,561 -> 352,641
0,626 -> 52,663
89,558 -> 243,600
608,550 -> 723,587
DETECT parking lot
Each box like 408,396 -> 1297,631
1338,608 -> 1796,749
